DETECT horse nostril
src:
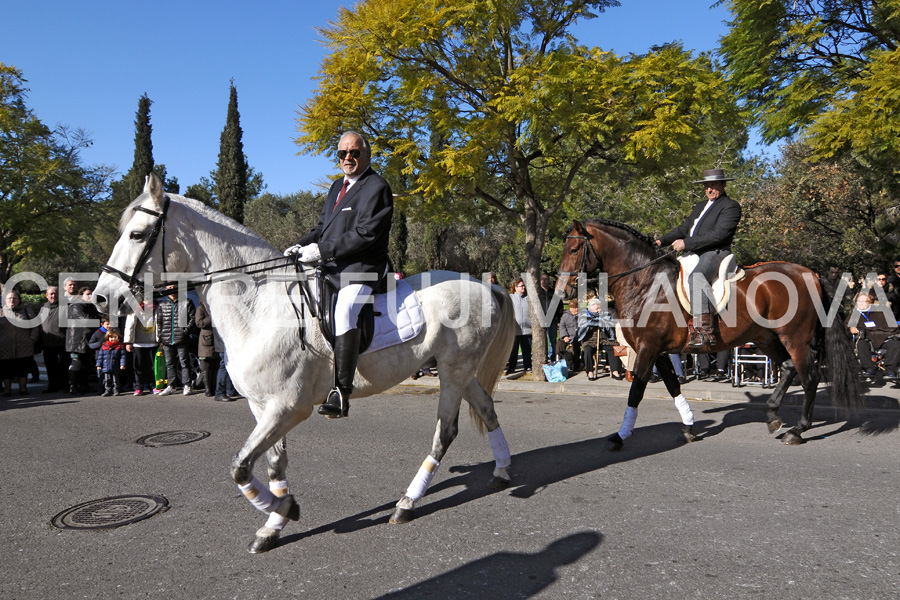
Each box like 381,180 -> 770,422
94,293 -> 108,306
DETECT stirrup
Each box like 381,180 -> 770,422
318,387 -> 349,418
688,330 -> 716,350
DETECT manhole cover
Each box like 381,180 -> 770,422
135,430 -> 210,447
51,495 -> 169,530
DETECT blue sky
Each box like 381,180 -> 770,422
3,1 -> 734,196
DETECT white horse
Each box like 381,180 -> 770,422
94,174 -> 516,553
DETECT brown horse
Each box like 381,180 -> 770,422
556,219 -> 863,448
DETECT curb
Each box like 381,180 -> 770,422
400,372 -> 900,411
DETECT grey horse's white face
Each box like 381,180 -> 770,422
94,174 -> 178,316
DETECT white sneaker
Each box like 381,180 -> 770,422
183,386 -> 192,396
157,386 -> 177,396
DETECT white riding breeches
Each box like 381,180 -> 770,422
334,283 -> 374,336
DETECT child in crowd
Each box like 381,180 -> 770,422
96,328 -> 126,397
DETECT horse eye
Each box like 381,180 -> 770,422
129,230 -> 145,241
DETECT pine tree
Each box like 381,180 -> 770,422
214,81 -> 248,224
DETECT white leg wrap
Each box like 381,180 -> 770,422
488,427 -> 512,469
264,480 -> 290,530
404,456 -> 439,502
673,394 -> 694,426
618,406 -> 638,440
239,476 -> 277,513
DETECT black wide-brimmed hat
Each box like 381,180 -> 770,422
692,168 -> 735,184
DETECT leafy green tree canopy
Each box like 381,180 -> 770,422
0,63 -> 111,284
720,0 -> 900,163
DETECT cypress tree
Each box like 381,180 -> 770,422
128,94 -> 154,199
215,81 -> 248,224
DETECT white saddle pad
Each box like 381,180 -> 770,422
362,278 -> 425,354
676,253 -> 744,313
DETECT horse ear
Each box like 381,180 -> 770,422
572,220 -> 585,234
143,173 -> 164,206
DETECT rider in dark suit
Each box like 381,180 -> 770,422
284,132 -> 393,417
656,169 -> 742,350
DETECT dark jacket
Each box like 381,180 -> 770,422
155,296 -> 196,346
849,308 -> 899,349
194,303 -> 216,359
659,195 -> 742,253
96,342 -> 126,372
89,326 -> 109,351
0,305 -> 40,360
65,301 -> 100,354
40,301 -> 66,349
299,167 -> 393,290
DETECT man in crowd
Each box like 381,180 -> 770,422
39,286 -> 70,393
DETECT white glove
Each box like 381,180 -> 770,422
298,243 -> 322,263
283,243 -> 304,257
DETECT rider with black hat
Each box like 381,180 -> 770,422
656,168 -> 742,350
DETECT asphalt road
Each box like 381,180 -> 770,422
1,384 -> 898,600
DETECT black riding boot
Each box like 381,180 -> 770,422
319,329 -> 362,418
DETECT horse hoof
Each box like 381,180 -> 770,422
782,431 -> 803,446
682,426 -> 697,443
248,534 -> 279,554
605,433 -> 624,452
489,476 -> 511,490
389,507 -> 414,524
767,419 -> 783,434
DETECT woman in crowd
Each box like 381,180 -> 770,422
0,290 -> 40,396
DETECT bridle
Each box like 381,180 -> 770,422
565,233 -> 601,276
101,196 -> 172,299
101,195 -> 296,300
563,231 -> 677,285
100,194 -> 315,348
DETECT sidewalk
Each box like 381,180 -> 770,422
400,369 -> 900,411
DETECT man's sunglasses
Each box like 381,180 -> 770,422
337,149 -> 362,161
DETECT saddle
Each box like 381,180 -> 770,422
318,277 -> 425,355
675,253 -> 745,314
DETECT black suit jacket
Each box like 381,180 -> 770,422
300,167 -> 393,289
659,194 -> 741,253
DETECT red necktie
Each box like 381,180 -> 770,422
333,179 -> 349,211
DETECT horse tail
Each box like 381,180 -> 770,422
818,288 -> 865,416
470,284 -> 516,434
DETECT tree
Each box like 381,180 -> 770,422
296,0 -> 743,377
720,0 -> 900,165
130,94 -> 154,199
214,81 -> 249,224
736,142 -> 899,275
244,191 -> 325,250
0,63 -> 112,285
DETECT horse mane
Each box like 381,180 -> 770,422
570,218 -> 676,263
120,193 -> 269,241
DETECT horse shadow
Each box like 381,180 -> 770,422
700,397 -> 899,442
280,420 -> 710,548
369,530 -> 602,599
0,395 -> 79,412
